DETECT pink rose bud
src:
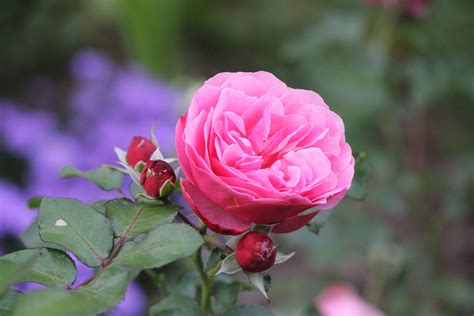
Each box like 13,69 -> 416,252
236,231 -> 277,272
126,136 -> 156,167
140,160 -> 176,198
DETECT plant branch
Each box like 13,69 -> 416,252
193,247 -> 211,314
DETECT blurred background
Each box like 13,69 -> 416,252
0,0 -> 473,315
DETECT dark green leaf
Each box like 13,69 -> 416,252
223,304 -> 275,316
149,295 -> 203,316
11,267 -> 130,316
27,197 -> 43,209
212,282 -> 243,315
0,290 -> 21,315
91,200 -> 107,215
306,209 -> 334,235
0,253 -> 35,295
175,178 -> 182,194
60,165 -> 123,191
205,248 -> 225,272
105,199 -> 178,238
347,151 -> 369,200
38,198 -> 113,267
20,220 -> 63,251
111,223 -> 203,269
0,249 -> 76,288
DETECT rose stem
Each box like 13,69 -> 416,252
193,246 -> 211,314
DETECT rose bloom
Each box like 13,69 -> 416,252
315,283 -> 384,316
176,71 -> 354,235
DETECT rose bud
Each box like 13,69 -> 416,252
140,160 -> 176,199
236,231 -> 277,273
126,136 -> 156,167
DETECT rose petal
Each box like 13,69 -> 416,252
271,210 -> 320,234
181,179 -> 251,235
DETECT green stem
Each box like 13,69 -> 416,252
193,247 -> 211,314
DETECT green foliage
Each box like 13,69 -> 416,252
0,253 -> 34,295
149,294 -> 203,316
0,249 -> 76,288
20,220 -> 63,250
38,198 -> 113,267
105,198 -> 178,238
306,209 -> 334,235
212,282 -> 243,315
347,152 -> 369,200
111,223 -> 203,269
27,196 -> 43,209
11,267 -> 129,315
60,165 -> 123,191
245,272 -> 271,300
205,248 -> 225,272
0,290 -> 20,315
223,304 -> 275,316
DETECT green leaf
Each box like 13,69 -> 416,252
11,267 -> 130,316
0,253 -> 35,295
245,272 -> 271,300
111,223 -> 203,269
347,152 -> 369,200
175,178 -> 182,194
149,294 -> 203,316
306,209 -> 334,235
223,304 -> 275,316
20,220 -> 63,251
0,290 -> 21,315
205,248 -> 225,272
212,282 -> 243,315
91,200 -> 107,215
27,197 -> 43,209
0,249 -> 76,288
74,267 -> 130,313
12,289 -> 85,316
60,165 -> 123,191
38,198 -> 113,267
105,199 -> 178,238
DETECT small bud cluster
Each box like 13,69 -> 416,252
126,136 -> 176,199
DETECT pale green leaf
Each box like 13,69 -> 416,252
112,223 -> 203,269
38,198 -> 113,267
105,199 -> 178,238
0,249 -> 76,288
60,165 -> 123,191
245,272 -> 271,300
217,253 -> 241,275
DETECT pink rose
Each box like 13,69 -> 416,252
176,71 -> 354,235
315,283 -> 384,316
